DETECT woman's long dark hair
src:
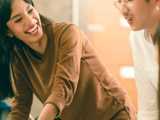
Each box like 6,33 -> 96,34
0,0 -> 34,100
0,0 -> 51,100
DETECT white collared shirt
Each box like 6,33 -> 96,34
129,30 -> 158,120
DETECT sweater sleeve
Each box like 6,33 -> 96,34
45,24 -> 83,115
8,60 -> 33,120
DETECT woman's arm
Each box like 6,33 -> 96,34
39,24 -> 83,120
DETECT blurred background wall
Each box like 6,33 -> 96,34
31,0 -> 137,118
78,0 -> 137,108
33,0 -> 72,21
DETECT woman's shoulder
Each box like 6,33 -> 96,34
51,21 -> 76,34
48,21 -> 82,42
40,15 -> 79,34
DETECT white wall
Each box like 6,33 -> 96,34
33,0 -> 72,21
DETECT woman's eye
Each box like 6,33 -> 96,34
28,8 -> 33,14
14,18 -> 22,23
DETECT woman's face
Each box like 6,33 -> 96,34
7,0 -> 43,45
116,0 -> 158,31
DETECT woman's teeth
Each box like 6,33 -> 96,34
27,25 -> 38,34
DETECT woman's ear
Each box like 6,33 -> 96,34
7,31 -> 14,38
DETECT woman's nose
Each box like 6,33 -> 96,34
24,14 -> 36,27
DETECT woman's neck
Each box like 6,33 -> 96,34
27,33 -> 48,54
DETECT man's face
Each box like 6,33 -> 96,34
115,0 -> 158,31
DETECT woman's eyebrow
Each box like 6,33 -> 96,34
10,4 -> 31,20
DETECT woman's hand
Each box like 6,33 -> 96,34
38,103 -> 58,120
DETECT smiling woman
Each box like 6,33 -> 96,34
0,0 -> 136,120
6,0 -> 46,54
